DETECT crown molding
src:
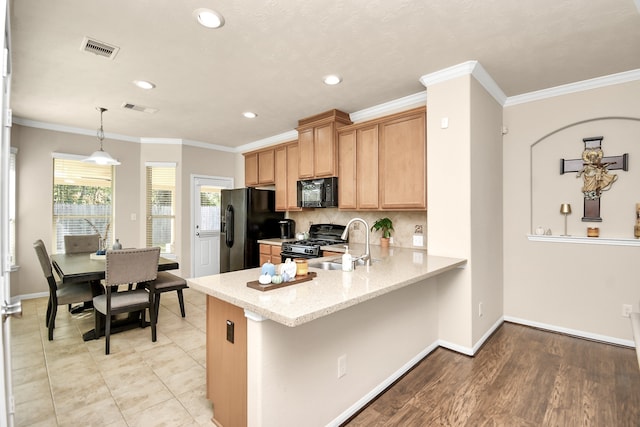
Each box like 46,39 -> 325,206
419,60 -> 507,106
12,117 -> 140,143
504,68 -> 640,107
237,130 -> 299,153
349,91 -> 427,123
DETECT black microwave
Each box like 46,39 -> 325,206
297,177 -> 338,208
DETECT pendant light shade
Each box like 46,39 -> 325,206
83,107 -> 121,166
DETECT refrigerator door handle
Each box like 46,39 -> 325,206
224,205 -> 234,247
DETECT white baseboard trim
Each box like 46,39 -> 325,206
12,292 -> 48,303
504,315 -> 635,348
438,317 -> 504,356
327,340 -> 440,427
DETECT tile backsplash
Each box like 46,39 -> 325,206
287,209 -> 427,249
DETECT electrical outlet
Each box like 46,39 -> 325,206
479,302 -> 483,317
337,355 -> 347,378
413,235 -> 424,247
622,304 -> 633,318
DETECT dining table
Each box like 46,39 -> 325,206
50,252 -> 180,341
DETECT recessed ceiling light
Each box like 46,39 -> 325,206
194,8 -> 225,29
133,80 -> 156,90
323,75 -> 342,85
243,112 -> 257,119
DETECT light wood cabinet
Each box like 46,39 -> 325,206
244,147 -> 275,186
285,143 -> 301,210
297,109 -> 352,179
379,108 -> 426,210
322,250 -> 343,258
274,141 -> 301,212
259,244 -> 281,265
338,124 -> 379,209
337,106 -> 426,211
207,296 -> 247,427
274,145 -> 287,211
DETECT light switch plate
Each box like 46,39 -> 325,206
413,235 -> 424,247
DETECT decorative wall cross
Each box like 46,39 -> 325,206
560,136 -> 628,221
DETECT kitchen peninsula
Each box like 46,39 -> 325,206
187,245 -> 466,427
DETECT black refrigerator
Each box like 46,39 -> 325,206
220,188 -> 284,273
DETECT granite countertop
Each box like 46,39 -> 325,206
186,245 -> 466,327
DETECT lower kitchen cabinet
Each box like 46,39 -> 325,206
206,296 -> 247,427
259,244 -> 281,265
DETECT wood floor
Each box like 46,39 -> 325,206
344,322 -> 640,427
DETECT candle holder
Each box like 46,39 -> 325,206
560,203 -> 572,236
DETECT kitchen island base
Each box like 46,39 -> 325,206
207,277 -> 443,427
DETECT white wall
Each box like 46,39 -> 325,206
247,276 -> 442,427
503,80 -> 640,342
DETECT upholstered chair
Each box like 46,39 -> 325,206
93,247 -> 159,354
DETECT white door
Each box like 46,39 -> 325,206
0,1 -> 17,425
191,175 -> 233,277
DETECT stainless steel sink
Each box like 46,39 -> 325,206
309,261 -> 343,270
309,257 -> 379,270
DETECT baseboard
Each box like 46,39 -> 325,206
12,292 -> 48,303
504,315 -> 635,348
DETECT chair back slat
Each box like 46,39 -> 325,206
105,247 -> 160,286
64,234 -> 100,254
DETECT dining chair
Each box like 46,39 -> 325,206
64,234 -> 101,254
147,271 -> 189,319
93,247 -> 160,354
33,239 -> 95,341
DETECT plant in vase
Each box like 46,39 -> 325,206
371,217 -> 394,247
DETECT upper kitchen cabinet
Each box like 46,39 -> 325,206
338,123 -> 379,210
379,107 -> 426,210
297,109 -> 352,179
337,106 -> 426,211
244,147 -> 275,186
274,141 -> 301,212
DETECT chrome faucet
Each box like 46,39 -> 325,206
341,217 -> 371,267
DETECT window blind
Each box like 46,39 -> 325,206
52,157 -> 114,253
146,165 -> 176,253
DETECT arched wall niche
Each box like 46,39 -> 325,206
529,117 -> 640,238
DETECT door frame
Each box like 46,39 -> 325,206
190,174 -> 233,277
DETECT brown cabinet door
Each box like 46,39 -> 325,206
244,152 -> 258,187
274,146 -> 287,211
338,129 -> 357,209
313,122 -> 337,177
207,296 -> 247,427
257,149 -> 275,184
298,128 -> 314,178
356,124 -> 379,209
286,143 -> 301,211
379,111 -> 426,210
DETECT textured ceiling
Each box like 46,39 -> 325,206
9,0 -> 640,150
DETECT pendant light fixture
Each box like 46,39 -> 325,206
83,107 -> 121,166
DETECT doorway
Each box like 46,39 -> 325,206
191,175 -> 233,277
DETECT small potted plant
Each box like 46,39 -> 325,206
371,217 -> 394,247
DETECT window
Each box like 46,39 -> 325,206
52,155 -> 114,253
146,163 -> 176,254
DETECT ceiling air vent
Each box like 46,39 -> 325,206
81,37 -> 120,60
121,103 -> 159,114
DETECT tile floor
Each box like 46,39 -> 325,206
10,288 -> 215,427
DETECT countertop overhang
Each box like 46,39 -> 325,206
187,245 -> 466,327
